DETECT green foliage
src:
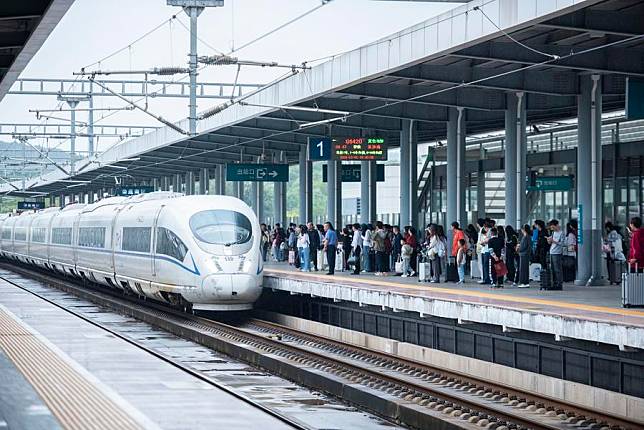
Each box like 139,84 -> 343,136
286,163 -> 327,219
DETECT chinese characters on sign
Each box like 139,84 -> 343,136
226,163 -> 289,182
332,137 -> 387,161
17,201 -> 45,210
116,186 -> 154,196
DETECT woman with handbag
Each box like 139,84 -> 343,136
488,227 -> 507,288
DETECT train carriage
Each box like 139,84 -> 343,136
0,192 -> 263,311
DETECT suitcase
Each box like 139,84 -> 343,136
539,268 -> 560,290
446,256 -> 459,282
288,250 -> 296,265
470,260 -> 481,279
335,248 -> 345,272
622,266 -> 644,307
562,256 -> 576,283
608,258 -> 624,285
529,263 -> 542,282
417,255 -> 431,282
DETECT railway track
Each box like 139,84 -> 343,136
2,262 -> 640,430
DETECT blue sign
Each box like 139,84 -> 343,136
116,186 -> 154,196
308,137 -> 332,161
226,163 -> 289,182
626,78 -> 644,120
18,201 -> 45,210
528,176 -> 573,191
577,204 -> 583,245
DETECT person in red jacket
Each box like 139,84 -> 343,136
451,222 -> 466,257
628,217 -> 644,273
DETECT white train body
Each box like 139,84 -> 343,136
0,192 -> 263,311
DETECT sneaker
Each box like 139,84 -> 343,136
456,280 -> 463,285
518,284 -> 530,288
401,274 -> 408,278
477,280 -> 485,284
410,270 -> 416,277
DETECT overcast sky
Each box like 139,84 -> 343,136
0,0 -> 458,154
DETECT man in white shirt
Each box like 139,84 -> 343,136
547,219 -> 564,290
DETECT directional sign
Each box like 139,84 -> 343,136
322,164 -> 385,182
528,176 -> 573,191
332,137 -> 387,161
116,186 -> 154,197
226,163 -> 289,182
18,201 -> 44,210
308,137 -> 332,161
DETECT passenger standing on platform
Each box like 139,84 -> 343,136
456,239 -> 467,284
534,220 -> 549,267
426,225 -> 443,283
488,227 -> 505,288
628,217 -> 644,272
351,223 -> 362,275
475,219 -> 485,280
505,226 -> 519,285
307,222 -> 320,271
372,222 -> 387,276
517,224 -> 532,288
562,222 -> 578,283
478,220 -> 492,285
296,225 -> 311,272
260,223 -> 270,262
361,224 -> 373,273
451,222 -> 465,258
323,222 -> 338,275
401,226 -> 417,277
392,226 -> 403,265
604,222 -> 625,284
272,223 -> 284,262
547,219 -> 564,290
340,227 -> 352,271
317,224 -> 326,269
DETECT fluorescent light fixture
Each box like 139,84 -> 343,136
103,165 -> 128,170
66,183 -> 87,189
118,157 -> 140,162
58,180 -> 91,184
299,116 -> 345,129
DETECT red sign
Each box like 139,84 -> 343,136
332,137 -> 387,161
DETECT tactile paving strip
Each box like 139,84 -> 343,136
0,305 -> 143,430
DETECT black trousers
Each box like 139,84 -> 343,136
352,246 -> 361,273
518,255 -> 530,285
326,245 -> 337,274
311,247 -> 318,270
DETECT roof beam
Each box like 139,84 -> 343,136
451,41 -> 644,77
540,9 -> 644,39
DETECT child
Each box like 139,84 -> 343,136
456,238 -> 467,284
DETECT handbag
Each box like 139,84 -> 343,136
493,259 -> 508,277
394,257 -> 403,274
347,251 -> 357,266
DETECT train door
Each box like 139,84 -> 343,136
72,212 -> 81,267
110,207 -> 122,274
151,205 -> 165,277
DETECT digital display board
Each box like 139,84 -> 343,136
18,201 -> 45,210
332,137 -> 387,161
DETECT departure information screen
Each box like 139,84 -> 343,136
332,137 -> 387,161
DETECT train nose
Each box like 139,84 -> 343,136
202,274 -> 234,300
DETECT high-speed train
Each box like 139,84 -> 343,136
0,192 -> 263,311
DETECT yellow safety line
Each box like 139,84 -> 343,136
265,268 -> 644,318
0,307 -> 143,430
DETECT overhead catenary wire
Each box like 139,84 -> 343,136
54,32 -> 643,192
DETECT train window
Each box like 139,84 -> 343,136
189,210 -> 252,246
122,227 -> 151,253
51,228 -> 72,245
14,228 -> 27,241
31,228 -> 47,243
78,227 -> 106,248
156,227 -> 188,262
1,228 -> 11,240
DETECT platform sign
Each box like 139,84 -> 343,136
528,176 -> 573,191
322,163 -> 385,182
333,137 -> 387,161
308,137 -> 332,161
577,204 -> 583,245
17,201 -> 44,210
226,163 -> 289,182
116,186 -> 154,197
626,78 -> 644,120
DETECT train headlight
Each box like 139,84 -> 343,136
210,257 -> 223,273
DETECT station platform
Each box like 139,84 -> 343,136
263,263 -> 644,351
0,278 -> 295,430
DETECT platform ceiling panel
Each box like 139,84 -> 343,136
5,0 -> 644,195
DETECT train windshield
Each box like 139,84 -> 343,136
189,210 -> 252,246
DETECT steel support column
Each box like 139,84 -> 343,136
185,171 -> 195,195
173,174 -> 182,193
368,161 -> 377,223
447,107 -> 465,230
400,120 -> 410,227
505,92 -> 526,228
360,161 -> 370,224
477,172 -> 486,220
216,165 -> 225,195
256,181 -> 264,222
198,168 -> 209,194
577,75 -> 603,285
299,148 -> 307,224
251,181 -> 258,213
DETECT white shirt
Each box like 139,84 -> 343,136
362,230 -> 373,247
297,233 -> 309,249
351,230 -> 362,249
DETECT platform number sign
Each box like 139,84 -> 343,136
308,137 -> 332,161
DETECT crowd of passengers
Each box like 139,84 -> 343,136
259,216 -> 644,287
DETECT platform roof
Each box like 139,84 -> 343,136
5,0 -> 644,196
0,0 -> 75,102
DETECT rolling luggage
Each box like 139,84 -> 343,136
608,258 -> 624,285
446,256 -> 459,282
335,248 -> 345,272
622,265 -> 644,308
288,250 -> 296,265
529,263 -> 542,282
469,260 -> 481,279
539,268 -> 551,290
562,256 -> 576,283
417,255 -> 431,282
